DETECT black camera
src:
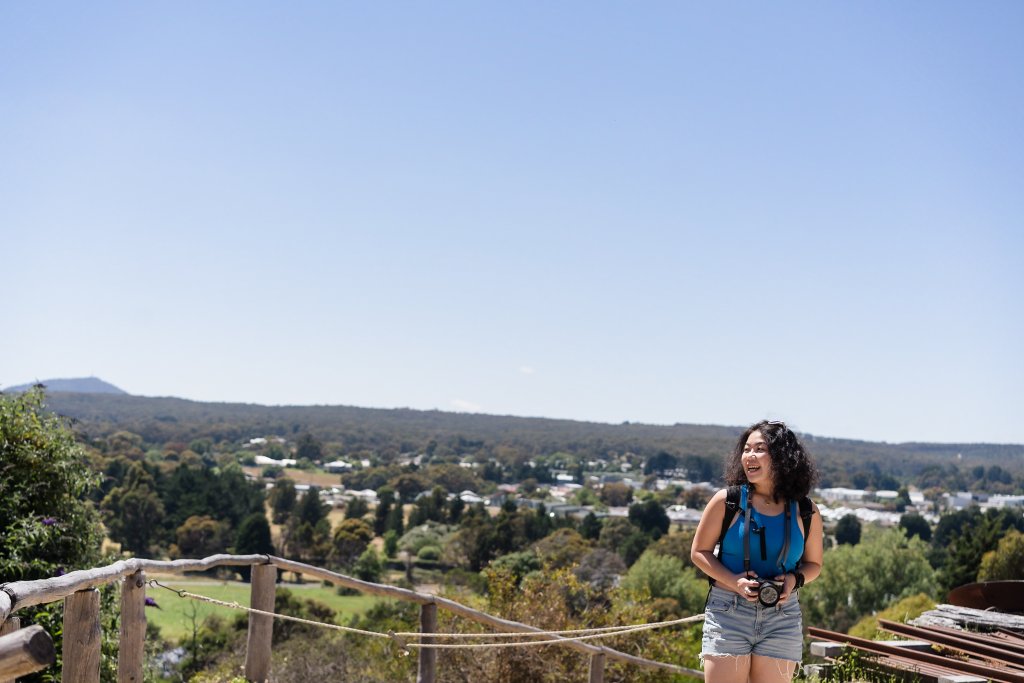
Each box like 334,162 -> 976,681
756,578 -> 784,607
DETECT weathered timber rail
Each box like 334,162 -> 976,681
0,554 -> 704,683
0,624 -> 54,680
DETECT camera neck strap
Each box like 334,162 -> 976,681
743,492 -> 791,575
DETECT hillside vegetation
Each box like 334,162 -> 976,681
42,391 -> 1024,490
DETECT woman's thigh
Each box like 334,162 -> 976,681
749,654 -> 798,683
703,654 -> 751,683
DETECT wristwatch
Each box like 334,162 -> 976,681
792,571 -> 805,589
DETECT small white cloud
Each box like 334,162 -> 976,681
519,365 -> 536,375
451,399 -> 482,413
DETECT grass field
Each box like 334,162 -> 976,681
145,577 -> 381,642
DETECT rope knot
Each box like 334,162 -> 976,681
387,630 -> 411,656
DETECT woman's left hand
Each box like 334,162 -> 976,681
773,573 -> 798,604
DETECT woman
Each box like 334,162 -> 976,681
690,420 -> 823,683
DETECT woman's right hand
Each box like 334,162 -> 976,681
733,572 -> 761,602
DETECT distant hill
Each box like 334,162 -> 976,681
35,392 -> 1024,487
3,376 -> 128,395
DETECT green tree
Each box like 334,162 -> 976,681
235,512 -> 274,581
835,514 -> 862,545
352,546 -> 384,582
295,433 -> 323,461
802,527 -> 936,633
389,472 -> 429,503
382,529 -> 399,558
579,512 -> 602,540
0,388 -> 103,581
385,503 -> 405,536
649,528 -> 698,568
172,515 -> 229,559
100,464 -> 166,555
934,507 -> 1024,591
268,478 -> 297,524
159,463 -> 264,531
600,481 -> 633,507
447,495 -> 465,523
374,486 -> 396,536
620,550 -> 707,616
894,487 -> 912,512
628,499 -> 670,539
399,521 -> 454,556
423,463 -> 485,494
285,516 -> 332,564
0,389 -> 115,682
345,496 -> 369,520
488,551 -> 542,585
296,487 -> 328,527
899,512 -> 932,542
598,517 -> 650,566
643,451 -> 678,475
977,529 -> 1024,581
331,518 -> 374,568
532,528 -> 591,570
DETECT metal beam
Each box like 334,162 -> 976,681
878,619 -> 1024,668
807,627 -> 1024,683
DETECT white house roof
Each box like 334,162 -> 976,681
459,491 -> 484,504
254,455 -> 297,467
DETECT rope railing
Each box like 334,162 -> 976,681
149,579 -> 705,649
0,554 -> 706,682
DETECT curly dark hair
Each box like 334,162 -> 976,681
724,420 -> 818,501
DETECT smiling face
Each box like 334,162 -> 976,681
742,430 -> 774,491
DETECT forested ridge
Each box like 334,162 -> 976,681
41,391 -> 1024,488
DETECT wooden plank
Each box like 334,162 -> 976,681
417,602 -> 437,683
1,555 -> 271,621
0,591 -> 12,627
118,570 -> 146,683
913,605 -> 1024,632
0,617 -> 22,683
244,564 -> 276,683
588,652 -> 606,683
0,625 -> 55,680
62,590 -> 101,683
0,618 -> 19,637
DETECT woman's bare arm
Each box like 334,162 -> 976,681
691,489 -> 759,599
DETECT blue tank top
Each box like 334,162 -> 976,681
720,485 -> 805,577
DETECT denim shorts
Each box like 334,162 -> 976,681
700,586 -> 804,663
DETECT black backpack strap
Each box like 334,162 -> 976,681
708,485 -> 743,587
798,496 -> 814,537
715,485 -> 743,559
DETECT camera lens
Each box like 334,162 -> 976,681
758,582 -> 780,607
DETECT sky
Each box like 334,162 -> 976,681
2,2 -> 1022,445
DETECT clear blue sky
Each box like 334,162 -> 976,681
3,2 -> 1022,445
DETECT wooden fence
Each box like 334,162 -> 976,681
0,554 -> 703,682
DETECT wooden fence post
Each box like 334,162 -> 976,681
416,602 -> 437,683
244,564 -> 276,683
588,651 -> 605,683
1,617 -> 25,683
117,570 -> 146,683
62,589 -> 101,683
0,624 -> 55,680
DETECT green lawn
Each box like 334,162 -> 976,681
144,578 -> 382,642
